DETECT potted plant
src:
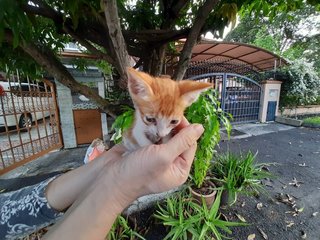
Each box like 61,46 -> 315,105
211,151 -> 273,207
185,89 -> 231,207
154,188 -> 247,240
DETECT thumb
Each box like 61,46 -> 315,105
163,124 -> 204,158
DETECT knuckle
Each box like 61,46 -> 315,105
183,134 -> 194,149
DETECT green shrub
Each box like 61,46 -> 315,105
110,106 -> 134,144
154,190 -> 246,240
211,151 -> 273,206
186,89 -> 231,189
303,116 -> 320,126
107,215 -> 145,240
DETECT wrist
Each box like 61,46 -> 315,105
97,162 -> 138,212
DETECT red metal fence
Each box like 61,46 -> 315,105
0,78 -> 62,174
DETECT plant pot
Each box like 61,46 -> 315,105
219,189 -> 237,208
189,181 -> 217,208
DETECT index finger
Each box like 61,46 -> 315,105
175,117 -> 190,132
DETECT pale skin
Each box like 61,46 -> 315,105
44,118 -> 204,240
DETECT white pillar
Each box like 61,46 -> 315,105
259,80 -> 282,123
55,81 -> 77,148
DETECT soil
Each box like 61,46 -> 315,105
190,179 -> 216,195
129,127 -> 320,240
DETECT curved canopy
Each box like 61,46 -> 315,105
189,40 -> 288,72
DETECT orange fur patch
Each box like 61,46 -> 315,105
128,69 -> 211,119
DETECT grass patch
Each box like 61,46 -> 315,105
303,116 -> 320,125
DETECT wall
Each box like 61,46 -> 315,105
280,105 -> 320,117
56,67 -> 108,148
55,81 -> 77,148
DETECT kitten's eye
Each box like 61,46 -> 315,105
170,119 -> 179,125
146,116 -> 156,123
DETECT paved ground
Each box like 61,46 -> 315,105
218,126 -> 320,240
0,147 -> 86,191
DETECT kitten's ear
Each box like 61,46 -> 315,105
127,68 -> 154,101
179,81 -> 212,106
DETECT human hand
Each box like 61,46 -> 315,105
104,118 -> 204,206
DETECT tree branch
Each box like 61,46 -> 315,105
63,26 -> 116,66
123,29 -> 190,43
5,30 -> 116,118
102,0 -> 131,87
173,0 -> 221,80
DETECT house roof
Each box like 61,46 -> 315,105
189,40 -> 288,72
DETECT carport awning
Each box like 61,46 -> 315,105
190,40 -> 288,72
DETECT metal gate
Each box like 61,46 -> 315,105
190,73 -> 261,123
0,78 -> 62,174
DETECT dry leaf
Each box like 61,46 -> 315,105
258,227 -> 268,240
241,201 -> 246,207
256,203 -> 263,210
236,213 -> 246,222
297,207 -> 304,213
312,212 -> 318,217
0,189 -> 6,193
286,207 -> 304,217
286,221 -> 294,228
220,213 -> 228,221
247,233 -> 256,240
288,178 -> 303,188
298,163 -> 307,167
301,230 -> 307,239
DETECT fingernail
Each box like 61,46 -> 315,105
194,124 -> 204,135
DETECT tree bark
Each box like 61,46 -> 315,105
102,0 -> 131,87
149,44 -> 167,76
173,0 -> 221,80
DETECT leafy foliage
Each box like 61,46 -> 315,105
303,116 -> 320,127
277,59 -> 320,108
107,215 -> 145,240
154,190 -> 246,240
226,3 -> 320,108
186,89 -> 231,188
211,151 -> 273,206
110,106 -> 134,144
1,0 -> 318,78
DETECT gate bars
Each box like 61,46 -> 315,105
0,76 -> 62,174
190,73 -> 261,124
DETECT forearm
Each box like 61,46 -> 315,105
46,151 -> 110,211
44,163 -> 131,240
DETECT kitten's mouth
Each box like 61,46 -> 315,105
145,132 -> 163,144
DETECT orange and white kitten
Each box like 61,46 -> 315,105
123,68 -> 211,152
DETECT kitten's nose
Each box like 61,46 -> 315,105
156,131 -> 166,138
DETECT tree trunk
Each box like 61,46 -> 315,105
103,0 -> 131,88
19,41 -> 117,118
149,44 -> 167,76
173,0 -> 221,80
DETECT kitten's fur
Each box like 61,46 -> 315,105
123,68 -> 211,152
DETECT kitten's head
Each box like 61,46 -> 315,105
127,68 -> 211,144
